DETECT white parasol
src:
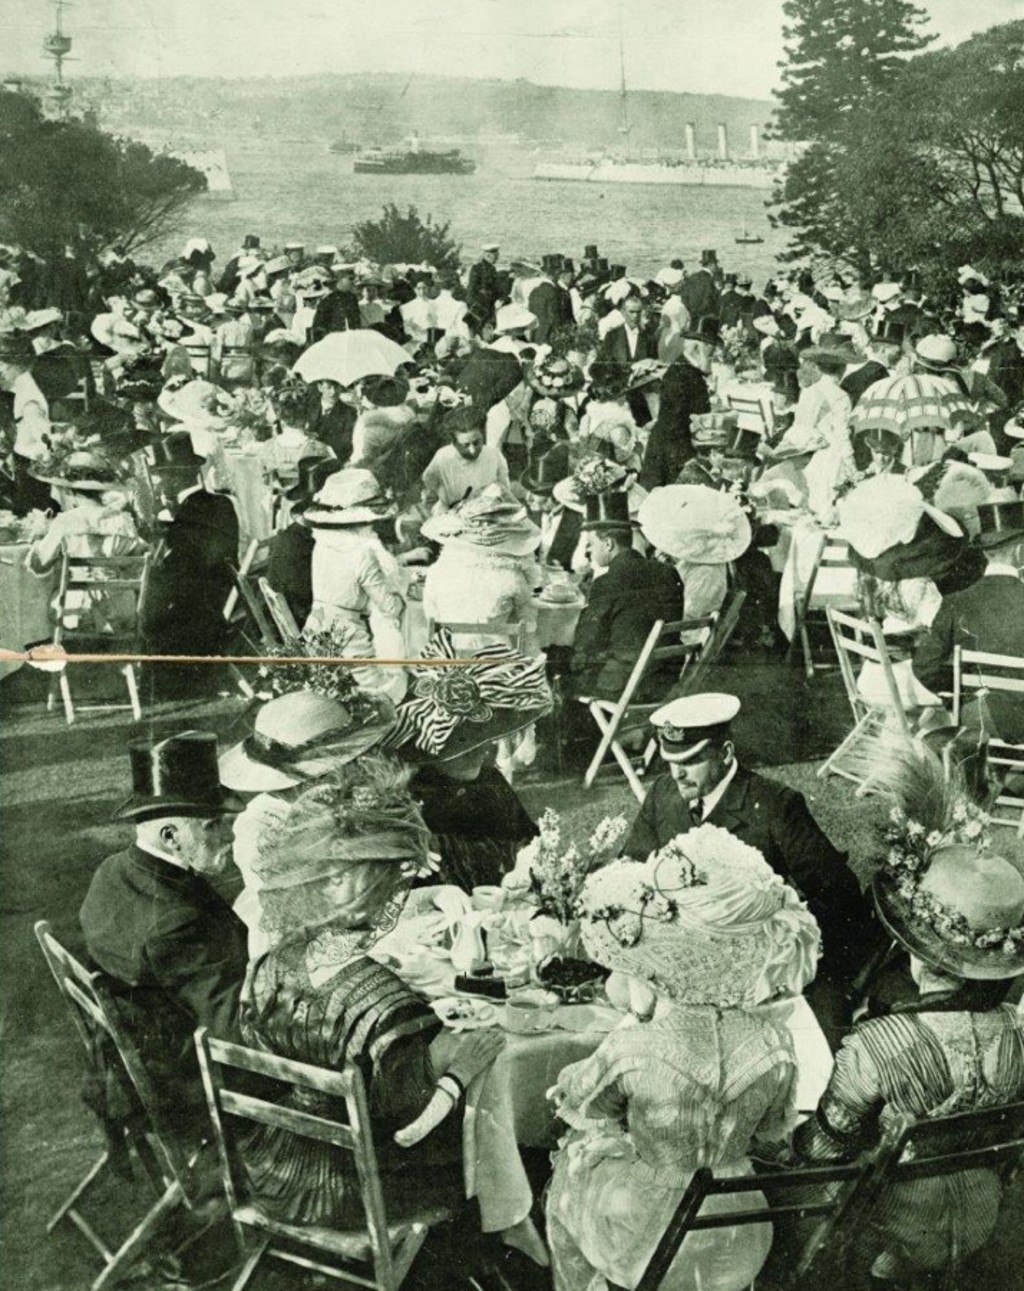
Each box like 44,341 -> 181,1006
291,329 -> 413,388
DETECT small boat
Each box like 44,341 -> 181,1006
735,221 -> 764,245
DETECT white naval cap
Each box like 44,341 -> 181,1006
650,692 -> 741,762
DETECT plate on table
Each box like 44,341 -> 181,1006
431,996 -> 499,1031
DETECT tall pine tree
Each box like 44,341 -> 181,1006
775,0 -> 933,141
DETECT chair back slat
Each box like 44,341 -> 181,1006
648,614 -> 716,662
258,576 -> 302,643
219,1089 -> 357,1149
428,619 -> 524,653
826,607 -> 910,735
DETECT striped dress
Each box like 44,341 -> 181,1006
794,1004 -> 1024,1275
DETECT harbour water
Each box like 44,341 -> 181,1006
149,136 -> 787,283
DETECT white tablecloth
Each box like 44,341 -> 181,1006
222,450 -> 274,555
0,544 -> 54,679
777,518 -> 858,641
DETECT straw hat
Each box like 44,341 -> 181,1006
638,484 -> 751,565
579,825 -> 821,1007
421,483 -> 540,557
914,334 -> 958,371
157,378 -> 227,424
31,447 -> 126,492
494,303 -> 537,335
219,690 -> 395,793
304,469 -> 397,528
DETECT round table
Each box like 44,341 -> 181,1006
0,543 -> 55,679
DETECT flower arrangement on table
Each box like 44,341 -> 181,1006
257,626 -> 385,713
506,808 -> 630,923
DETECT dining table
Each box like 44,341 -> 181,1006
370,885 -> 835,1234
0,542 -> 55,680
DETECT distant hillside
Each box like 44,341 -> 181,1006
69,72 -> 778,157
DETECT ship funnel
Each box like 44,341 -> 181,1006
749,123 -> 761,159
410,131 -> 420,154
685,122 -> 696,161
717,123 -> 729,161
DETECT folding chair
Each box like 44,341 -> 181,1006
727,390 -> 771,439
220,537 -> 274,698
579,614 -> 717,803
953,646 -> 1024,836
630,1148 -> 887,1291
195,1028 -> 456,1291
47,550 -> 151,724
258,575 -> 302,644
790,533 -> 858,679
181,341 -> 213,379
222,536 -> 272,624
35,921 -> 205,1291
216,344 -> 255,387
426,618 -> 525,654
819,608 -> 910,794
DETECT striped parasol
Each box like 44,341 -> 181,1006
849,372 -> 975,434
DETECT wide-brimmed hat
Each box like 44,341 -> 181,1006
553,458 -> 636,515
456,348 -> 524,409
23,307 -> 63,332
875,844 -> 1024,981
837,475 -> 961,560
421,483 -> 541,557
31,448 -> 126,492
145,431 -> 205,473
526,354 -> 585,400
361,373 -> 410,408
384,630 -> 552,765
638,484 -> 751,565
976,499 -> 1024,548
520,442 -> 571,496
113,731 -> 244,823
579,825 -> 821,1007
494,303 -> 537,335
157,377 -> 226,424
304,468 -> 397,528
219,690 -> 395,793
914,334 -> 958,371
285,455 -> 342,504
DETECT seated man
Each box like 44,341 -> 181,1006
912,499 -> 1024,745
79,731 -> 246,1111
570,492 -> 683,702
621,693 -> 883,1043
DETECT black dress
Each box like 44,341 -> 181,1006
412,764 -> 539,889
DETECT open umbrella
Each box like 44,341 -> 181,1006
849,372 -> 974,435
291,330 -> 413,388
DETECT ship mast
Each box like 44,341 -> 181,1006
616,7 -> 631,157
43,0 -> 74,118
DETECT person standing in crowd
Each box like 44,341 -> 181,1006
467,242 -> 501,326
679,249 -> 721,320
639,317 -> 716,489
310,264 -> 361,340
529,255 -> 574,345
265,456 -> 341,628
598,292 -> 658,426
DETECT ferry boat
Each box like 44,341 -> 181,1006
353,135 -> 475,175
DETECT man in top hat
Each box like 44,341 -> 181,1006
310,263 -> 361,340
79,731 -> 247,1108
639,317 -> 717,490
467,242 -> 501,327
528,255 -> 575,345
679,253 -> 721,322
521,442 -> 580,571
569,492 -> 683,703
139,432 -> 240,697
267,456 -> 341,626
912,500 -> 1024,744
218,234 -> 261,296
621,693 -> 879,1039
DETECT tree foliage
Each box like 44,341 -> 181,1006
775,0 -> 932,142
0,89 -> 205,259
771,16 -> 1024,290
349,203 -> 462,269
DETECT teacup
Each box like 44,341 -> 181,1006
471,885 -> 504,912
504,987 -> 558,1034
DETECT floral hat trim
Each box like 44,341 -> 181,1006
383,630 -> 551,757
569,456 -> 632,500
882,803 -> 1024,958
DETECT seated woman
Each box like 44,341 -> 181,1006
384,631 -> 552,889
238,754 -> 504,1227
546,825 -> 822,1291
791,738 -> 1024,1284
257,380 -> 333,490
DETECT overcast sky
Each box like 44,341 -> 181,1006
1,0 -> 1019,98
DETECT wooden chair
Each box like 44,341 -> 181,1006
953,646 -> 1024,836
727,390 -> 772,438
630,1152 -> 885,1291
791,533 -> 858,679
35,921 -> 205,1291
819,608 -> 912,794
258,575 -> 302,644
195,1028 -> 455,1291
47,550 -> 150,724
216,344 -> 255,387
222,536 -> 272,624
578,614 -> 718,803
426,618 -> 525,654
181,341 -> 213,379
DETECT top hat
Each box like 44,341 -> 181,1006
581,490 -> 632,532
595,257 -> 610,273
146,431 -> 204,472
113,731 -> 243,822
521,442 -> 571,496
680,316 -> 722,347
854,426 -> 903,456
559,257 -> 576,276
286,455 -> 342,504
700,249 -> 718,267
242,234 -> 261,250
583,244 -> 599,260
975,500 -> 1024,548
609,263 -> 627,279
541,253 -> 564,274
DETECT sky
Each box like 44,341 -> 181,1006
0,0 -> 1020,99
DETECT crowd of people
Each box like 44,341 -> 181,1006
4,225 -> 1024,1289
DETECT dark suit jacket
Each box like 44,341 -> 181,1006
544,506 -> 583,572
467,258 -> 500,323
912,573 -> 1024,742
679,269 -> 720,320
528,280 -> 574,344
80,845 -> 248,1099
622,767 -> 877,980
311,290 -> 362,341
307,400 -> 356,462
718,290 -> 757,329
841,360 -> 888,408
598,324 -> 658,366
639,360 -> 710,490
267,522 -> 315,626
572,549 -> 683,700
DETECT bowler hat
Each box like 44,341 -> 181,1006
521,442 -> 571,496
975,500 -> 1024,548
581,490 -> 632,532
113,731 -> 243,822
146,432 -> 204,472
